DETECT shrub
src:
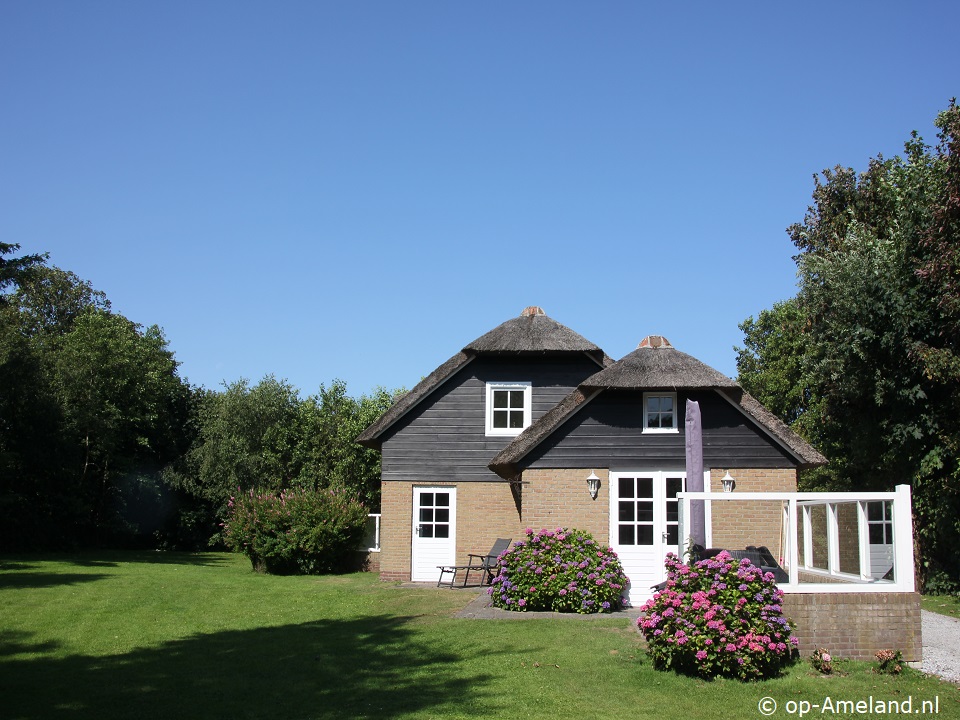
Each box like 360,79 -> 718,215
638,551 -> 798,680
811,647 -> 833,674
223,487 -> 368,574
874,649 -> 903,675
489,527 -> 628,613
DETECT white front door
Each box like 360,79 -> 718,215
610,471 -> 685,604
411,486 -> 456,582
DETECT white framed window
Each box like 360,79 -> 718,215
485,382 -> 532,436
643,392 -> 678,433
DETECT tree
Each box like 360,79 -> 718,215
737,99 -> 960,590
166,376 -> 397,546
52,311 -> 189,537
172,376 -> 303,525
0,242 -> 47,300
296,381 -> 394,509
1,259 -> 194,548
11,266 -> 111,337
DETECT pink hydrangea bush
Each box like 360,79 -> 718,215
489,527 -> 628,613
638,551 -> 798,680
224,487 -> 367,575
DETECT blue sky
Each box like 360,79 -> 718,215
2,1 -> 957,397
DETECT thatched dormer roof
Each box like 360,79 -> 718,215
581,335 -> 738,391
488,335 -> 827,476
355,307 -> 611,449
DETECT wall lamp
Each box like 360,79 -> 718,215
586,471 -> 601,500
721,471 -> 736,493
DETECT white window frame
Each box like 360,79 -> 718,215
642,392 -> 678,433
485,382 -> 532,436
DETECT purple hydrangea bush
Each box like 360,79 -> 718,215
638,551 -> 798,680
489,527 -> 628,613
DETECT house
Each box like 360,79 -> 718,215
357,306 -> 613,583
357,307 -> 922,661
357,307 -> 824,599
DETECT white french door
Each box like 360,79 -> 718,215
610,471 -> 685,604
411,487 -> 456,582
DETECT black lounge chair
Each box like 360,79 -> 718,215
649,545 -> 788,593
745,545 -> 789,583
437,538 -> 512,588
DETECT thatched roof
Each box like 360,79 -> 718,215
489,336 -> 827,476
356,307 -> 611,449
734,391 -> 828,467
581,335 -> 738,391
465,306 -> 607,362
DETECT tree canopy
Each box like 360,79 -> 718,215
2,252 -> 397,551
737,99 -> 960,591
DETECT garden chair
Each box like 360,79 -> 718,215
744,545 -> 789,583
437,538 -> 512,588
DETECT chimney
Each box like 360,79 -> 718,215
638,335 -> 673,349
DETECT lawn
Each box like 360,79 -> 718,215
2,553 -> 958,720
923,593 -> 960,620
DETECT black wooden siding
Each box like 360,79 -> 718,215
523,390 -> 799,470
380,355 -> 602,482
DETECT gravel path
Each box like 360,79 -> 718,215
920,610 -> 960,684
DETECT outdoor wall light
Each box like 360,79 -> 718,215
721,471 -> 736,493
586,471 -> 601,500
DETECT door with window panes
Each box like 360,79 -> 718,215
866,500 -> 894,580
411,487 -> 456,582
610,472 -> 685,603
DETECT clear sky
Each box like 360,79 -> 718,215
2,1 -> 957,397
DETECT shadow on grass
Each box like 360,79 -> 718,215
60,551 -> 233,567
0,630 -> 62,658
0,571 -> 112,590
1,615 -> 500,720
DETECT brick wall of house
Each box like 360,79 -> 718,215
378,480 -> 520,582
708,468 -> 797,556
521,468 -> 610,543
378,480 -> 415,582
782,592 -> 922,661
455,481 -> 521,565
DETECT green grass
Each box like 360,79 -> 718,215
2,553 -> 958,720
923,593 -> 960,620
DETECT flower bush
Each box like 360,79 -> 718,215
223,487 -> 368,574
874,649 -> 903,675
638,551 -> 798,680
811,647 -> 833,674
489,527 -> 628,613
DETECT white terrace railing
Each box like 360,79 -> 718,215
677,485 -> 915,594
363,513 -> 382,553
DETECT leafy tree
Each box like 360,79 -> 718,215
737,99 -> 960,590
171,376 -> 302,524
1,259 -> 193,548
11,266 -> 111,337
166,377 -> 397,546
0,242 -> 47,300
51,310 -> 189,538
295,380 -> 394,509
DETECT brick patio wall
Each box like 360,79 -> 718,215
782,592 -> 922,661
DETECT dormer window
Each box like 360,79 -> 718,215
643,392 -> 678,433
486,382 -> 532,436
